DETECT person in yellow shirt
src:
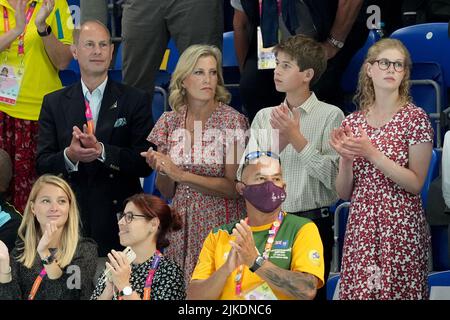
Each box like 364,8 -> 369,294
187,151 -> 324,300
0,0 -> 73,212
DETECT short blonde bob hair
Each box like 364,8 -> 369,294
169,44 -> 231,112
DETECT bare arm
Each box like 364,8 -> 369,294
0,0 -> 25,52
151,141 -> 242,199
34,0 -> 72,70
155,173 -> 177,200
38,32 -> 72,70
256,261 -> 318,300
330,0 -> 364,42
0,29 -> 22,52
187,264 -> 232,300
233,8 -> 250,72
342,126 -> 432,195
370,142 -> 432,195
335,157 -> 354,200
322,0 -> 364,59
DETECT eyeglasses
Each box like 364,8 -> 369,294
373,58 -> 405,72
244,151 -> 280,166
116,211 -> 147,224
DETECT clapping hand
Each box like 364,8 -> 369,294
270,104 -> 301,152
35,0 -> 55,32
13,0 -> 27,36
229,219 -> 259,268
66,126 -> 101,163
341,126 -> 377,161
140,148 -> 185,182
330,125 -> 355,161
105,250 -> 132,292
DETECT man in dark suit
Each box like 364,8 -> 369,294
36,20 -> 153,256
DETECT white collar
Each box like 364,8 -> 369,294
81,77 -> 108,98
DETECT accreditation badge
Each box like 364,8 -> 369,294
0,62 -> 24,105
243,281 -> 278,300
257,26 -> 276,70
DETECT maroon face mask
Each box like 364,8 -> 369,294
242,181 -> 286,213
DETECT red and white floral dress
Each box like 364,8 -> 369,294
339,103 -> 433,300
148,103 -> 249,282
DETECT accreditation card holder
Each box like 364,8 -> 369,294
0,63 -> 23,105
257,27 -> 276,70
242,282 -> 278,300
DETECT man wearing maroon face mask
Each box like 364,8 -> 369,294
187,152 -> 324,300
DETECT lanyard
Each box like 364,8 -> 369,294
2,1 -> 37,54
28,267 -> 47,300
118,250 -> 163,300
143,250 -> 162,300
234,211 -> 285,296
84,94 -> 95,135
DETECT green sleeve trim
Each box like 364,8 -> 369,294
55,9 -> 64,39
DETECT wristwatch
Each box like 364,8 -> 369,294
41,248 -> 58,265
327,35 -> 344,49
120,286 -> 133,297
249,255 -> 265,272
37,25 -> 52,37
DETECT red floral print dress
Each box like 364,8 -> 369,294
339,104 -> 433,300
148,103 -> 249,282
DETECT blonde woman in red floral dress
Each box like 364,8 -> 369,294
141,45 -> 249,282
330,39 -> 433,299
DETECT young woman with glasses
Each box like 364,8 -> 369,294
91,194 -> 185,300
330,39 -> 433,299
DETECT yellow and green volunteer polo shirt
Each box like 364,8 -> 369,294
0,0 -> 74,120
191,213 -> 325,300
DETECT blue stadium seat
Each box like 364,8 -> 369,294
326,274 -> 340,300
390,23 -> 450,88
340,29 -> 382,95
66,0 -> 79,5
332,201 -> 350,273
223,31 -> 239,68
410,62 -> 447,148
428,271 -> 450,299
143,171 -> 157,195
421,148 -> 440,208
59,59 -> 80,86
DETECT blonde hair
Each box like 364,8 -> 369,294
353,38 -> 412,113
17,175 -> 80,268
169,44 -> 231,112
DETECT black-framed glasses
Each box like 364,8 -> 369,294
244,151 -> 280,165
373,58 -> 405,72
116,211 -> 148,224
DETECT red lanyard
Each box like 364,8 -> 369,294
84,94 -> 95,135
2,1 -> 37,54
118,250 -> 163,300
234,211 -> 285,296
28,267 -> 47,300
